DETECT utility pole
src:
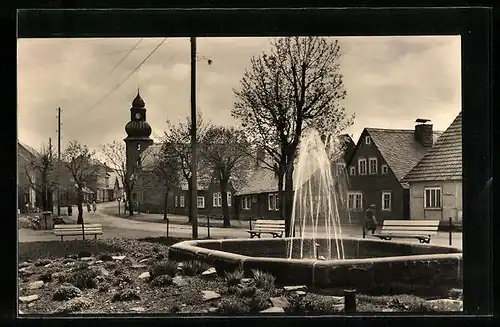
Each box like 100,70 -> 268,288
48,137 -> 52,212
57,108 -> 61,216
190,36 -> 198,239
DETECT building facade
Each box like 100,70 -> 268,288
18,141 -> 39,212
402,112 -> 462,223
346,120 -> 442,222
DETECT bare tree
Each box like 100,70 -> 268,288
25,142 -> 56,212
148,141 -> 182,220
200,125 -> 251,227
232,36 -> 354,236
162,113 -> 211,223
100,140 -> 150,217
62,141 -> 100,224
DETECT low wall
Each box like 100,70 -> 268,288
168,237 -> 462,296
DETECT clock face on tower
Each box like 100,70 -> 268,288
135,113 -> 141,120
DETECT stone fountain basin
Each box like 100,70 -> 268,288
168,237 -> 462,296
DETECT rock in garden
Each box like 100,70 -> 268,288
89,266 -> 110,277
18,310 -> 24,315
172,276 -> 188,287
112,255 -> 126,261
318,256 -> 326,261
54,297 -> 92,313
34,258 -> 52,267
138,272 -> 150,279
296,291 -> 307,296
270,297 -> 290,309
201,268 -> 217,279
52,284 -> 82,301
259,307 -> 285,313
283,285 -> 307,291
27,281 -> 44,290
19,262 -> 31,268
327,296 -> 344,304
202,290 -> 221,301
208,307 -> 218,313
426,299 -> 463,312
80,257 -> 94,262
95,260 -> 103,264
19,268 -> 35,277
241,278 -> 253,284
130,306 -> 146,313
131,264 -> 147,269
139,258 -> 150,263
19,295 -> 39,303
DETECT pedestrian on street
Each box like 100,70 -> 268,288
87,202 -> 92,214
92,200 -> 97,214
364,204 -> 378,235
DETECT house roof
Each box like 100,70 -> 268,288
140,144 -> 161,170
18,141 -> 39,158
339,134 -> 356,163
357,128 -> 443,186
402,112 -> 462,183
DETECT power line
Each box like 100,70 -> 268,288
62,39 -> 144,124
72,38 -> 167,133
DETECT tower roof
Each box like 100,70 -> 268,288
132,90 -> 145,108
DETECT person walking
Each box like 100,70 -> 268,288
86,202 -> 92,214
364,204 -> 378,235
92,200 -> 97,214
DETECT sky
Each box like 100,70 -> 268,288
17,36 -> 461,153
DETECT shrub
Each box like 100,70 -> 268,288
98,283 -> 110,293
181,260 -> 210,276
225,269 -> 244,286
111,289 -> 141,302
34,258 -> 52,267
112,275 -> 134,287
252,269 -> 275,291
219,298 -> 250,314
248,290 -> 271,313
227,285 -> 239,295
40,271 -> 53,283
114,268 -> 125,276
151,275 -> 173,287
66,266 -> 99,290
149,260 -> 178,279
98,253 -> 114,261
238,286 -> 256,298
52,284 -> 82,301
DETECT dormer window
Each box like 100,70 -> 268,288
365,136 -> 371,144
350,166 -> 356,175
381,164 -> 389,174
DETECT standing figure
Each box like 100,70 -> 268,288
86,202 -> 92,214
92,200 -> 97,214
364,204 -> 378,235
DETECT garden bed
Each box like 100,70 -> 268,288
18,237 -> 463,315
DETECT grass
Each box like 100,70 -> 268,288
225,269 -> 244,286
181,260 -> 211,276
149,260 -> 178,279
252,269 -> 275,291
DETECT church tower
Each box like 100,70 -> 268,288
124,90 -> 153,190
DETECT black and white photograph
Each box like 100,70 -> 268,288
17,33 -> 466,315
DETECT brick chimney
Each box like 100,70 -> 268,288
414,118 -> 433,147
255,148 -> 266,168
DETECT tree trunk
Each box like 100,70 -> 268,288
77,189 -> 84,224
163,188 -> 170,220
277,168 -> 285,223
284,164 -> 294,237
187,176 -> 193,223
126,187 -> 134,216
220,177 -> 230,228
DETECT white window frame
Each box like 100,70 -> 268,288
197,196 -> 205,209
227,192 -> 232,207
213,192 -> 222,207
349,166 -> 356,175
268,193 -> 279,211
179,195 -> 185,208
174,196 -> 178,207
381,164 -> 389,174
348,192 -> 363,210
424,187 -> 442,209
381,191 -> 391,211
365,136 -> 371,144
358,158 -> 367,175
337,163 -> 346,176
369,157 -> 378,175
242,196 -> 250,210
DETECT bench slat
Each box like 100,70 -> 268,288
54,228 -> 103,232
254,220 -> 285,224
254,224 -> 286,229
381,226 -> 440,230
55,231 -> 103,235
55,224 -> 102,228
382,220 -> 440,227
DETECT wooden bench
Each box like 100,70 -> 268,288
54,224 -> 103,241
247,220 -> 285,238
373,220 -> 440,244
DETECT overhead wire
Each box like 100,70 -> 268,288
71,38 -> 168,134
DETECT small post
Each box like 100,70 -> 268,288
249,216 -> 252,230
207,215 -> 211,239
166,218 -> 169,238
117,197 -> 121,216
344,289 -> 357,313
449,217 -> 452,246
315,242 -> 320,260
362,225 -> 366,239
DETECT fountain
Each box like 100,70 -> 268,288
169,130 -> 462,296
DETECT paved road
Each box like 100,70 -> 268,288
18,201 -> 462,250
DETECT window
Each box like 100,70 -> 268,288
268,193 -> 279,211
179,196 -> 185,208
349,166 -> 356,175
337,163 -> 346,176
381,164 -> 389,174
369,158 -> 378,175
424,187 -> 442,209
174,196 -> 178,207
348,192 -> 363,210
365,136 -> 371,144
358,158 -> 367,175
381,192 -> 391,211
197,196 -> 205,209
252,195 -> 258,203
227,192 -> 232,207
213,192 -> 222,207
242,196 -> 251,210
